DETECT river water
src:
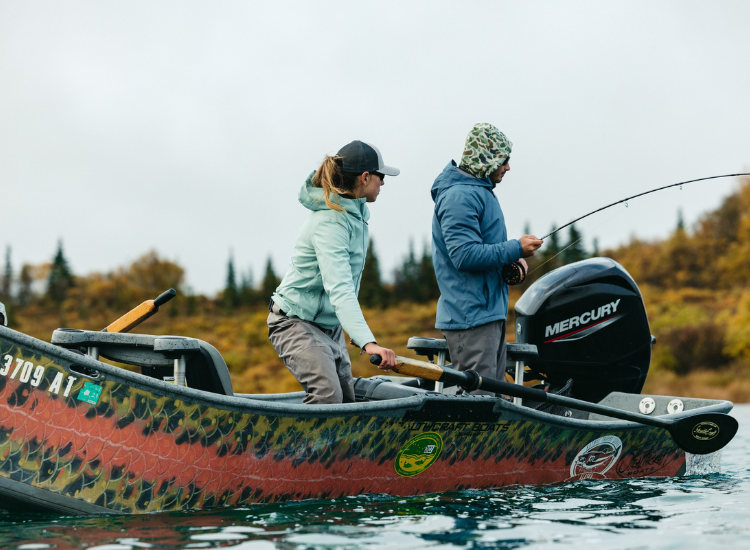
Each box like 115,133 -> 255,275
2,406 -> 748,550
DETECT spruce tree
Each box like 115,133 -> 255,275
1,246 -> 11,301
359,238 -> 386,308
562,224 -> 587,264
417,243 -> 440,302
223,254 -> 239,309
393,240 -> 420,303
591,237 -> 600,258
261,257 -> 281,302
240,268 -> 257,306
18,265 -> 33,306
538,224 -> 563,276
47,240 -> 74,304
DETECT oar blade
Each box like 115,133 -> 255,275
669,413 -> 738,455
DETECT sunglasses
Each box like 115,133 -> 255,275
501,157 -> 511,166
372,172 -> 386,180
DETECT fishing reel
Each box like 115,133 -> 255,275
502,261 -> 526,286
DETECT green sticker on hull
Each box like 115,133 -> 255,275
395,432 -> 443,477
77,381 -> 103,405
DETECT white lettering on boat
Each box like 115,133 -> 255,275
545,299 -> 622,338
1,354 -> 78,397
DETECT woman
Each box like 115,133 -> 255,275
268,140 -> 399,404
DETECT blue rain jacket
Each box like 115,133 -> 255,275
431,161 -> 522,330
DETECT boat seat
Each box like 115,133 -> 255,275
51,329 -> 233,396
407,337 -> 450,363
407,336 -> 539,365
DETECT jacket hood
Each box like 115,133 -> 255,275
431,161 -> 493,202
299,172 -> 370,222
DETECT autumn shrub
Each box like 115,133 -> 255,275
657,322 -> 730,374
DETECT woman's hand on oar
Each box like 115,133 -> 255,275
362,344 -> 397,370
369,354 -> 738,455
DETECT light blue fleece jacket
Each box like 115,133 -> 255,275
272,174 -> 375,347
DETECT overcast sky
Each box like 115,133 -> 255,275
1,1 -> 749,295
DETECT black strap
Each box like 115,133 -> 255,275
268,299 -> 286,316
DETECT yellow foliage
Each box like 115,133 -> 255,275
723,289 -> 750,362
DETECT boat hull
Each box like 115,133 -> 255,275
0,326 -> 727,515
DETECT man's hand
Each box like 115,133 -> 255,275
518,257 -> 528,272
520,235 -> 543,257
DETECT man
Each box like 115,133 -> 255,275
431,123 -> 543,393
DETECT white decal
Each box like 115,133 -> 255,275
19,361 -> 33,383
0,355 -> 81,397
569,435 -> 623,479
48,372 -> 64,394
30,366 -> 44,387
63,376 -> 77,397
545,299 -> 623,338
0,355 -> 11,376
9,358 -> 23,379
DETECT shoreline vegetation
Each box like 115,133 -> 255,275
2,176 -> 749,402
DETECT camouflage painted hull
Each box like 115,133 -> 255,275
0,326 -> 732,515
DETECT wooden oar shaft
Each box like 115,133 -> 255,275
104,288 -> 177,333
390,357 -> 445,381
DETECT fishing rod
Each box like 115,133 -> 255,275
540,173 -> 750,241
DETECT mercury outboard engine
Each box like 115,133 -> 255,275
514,257 -> 652,403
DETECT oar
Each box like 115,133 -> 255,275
370,354 -> 738,455
103,289 -> 177,333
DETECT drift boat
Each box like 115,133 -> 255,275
0,258 -> 738,515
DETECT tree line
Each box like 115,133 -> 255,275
0,223 -> 598,319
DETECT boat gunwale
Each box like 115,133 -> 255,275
0,325 -> 735,431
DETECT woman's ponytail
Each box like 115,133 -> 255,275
312,155 -> 360,212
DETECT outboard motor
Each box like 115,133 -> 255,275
514,257 -> 652,403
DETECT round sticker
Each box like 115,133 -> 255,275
692,422 -> 720,441
569,435 -> 623,479
395,432 -> 443,477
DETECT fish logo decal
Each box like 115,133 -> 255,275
569,435 -> 623,479
395,432 -> 443,477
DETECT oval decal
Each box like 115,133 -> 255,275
395,432 -> 443,477
692,421 -> 720,441
569,435 -> 623,479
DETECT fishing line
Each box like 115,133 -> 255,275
540,173 -> 750,241
528,204 -> 628,276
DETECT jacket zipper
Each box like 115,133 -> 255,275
355,220 -> 368,289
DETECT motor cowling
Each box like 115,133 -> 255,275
514,257 -> 652,403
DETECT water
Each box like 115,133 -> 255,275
2,407 -> 750,550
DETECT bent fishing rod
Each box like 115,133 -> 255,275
540,173 -> 750,241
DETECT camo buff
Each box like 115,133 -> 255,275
459,123 -> 513,179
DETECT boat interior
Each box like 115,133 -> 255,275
49,329 -> 724,420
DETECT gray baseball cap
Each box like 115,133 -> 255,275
337,141 -> 400,176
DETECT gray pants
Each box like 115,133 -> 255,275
443,320 -> 506,396
267,304 -> 355,405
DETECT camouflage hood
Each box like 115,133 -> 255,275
459,123 -> 512,179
